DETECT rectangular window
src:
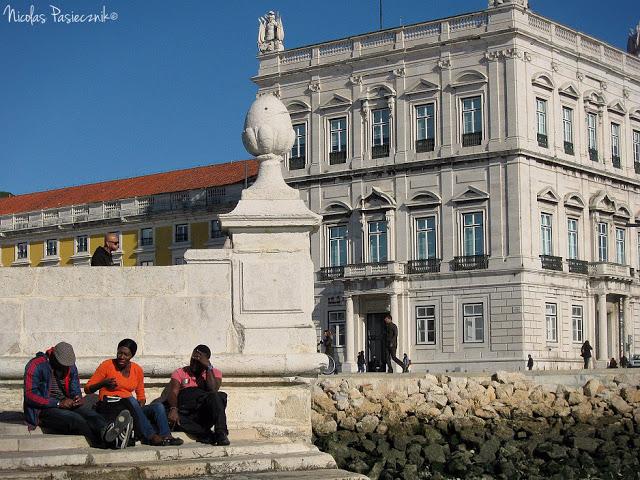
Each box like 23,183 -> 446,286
416,216 -> 437,260
616,227 -> 625,264
328,311 -> 346,347
45,239 -> 57,257
175,224 -> 189,243
174,257 -> 186,265
572,305 -> 583,343
372,109 -> 390,147
567,218 -> 579,260
634,130 -> 640,164
462,303 -> 484,343
330,117 -> 347,153
140,260 -> 154,266
611,123 -> 621,167
290,123 -> 306,170
328,225 -> 348,267
562,107 -> 573,144
416,305 -> 436,344
16,242 -> 28,260
536,98 -> 547,135
368,221 -> 388,263
462,212 -> 484,256
597,222 -> 608,262
416,103 -> 435,152
140,228 -> 153,246
462,97 -> 482,134
587,112 -> 598,159
210,220 -> 223,238
76,235 -> 88,254
545,303 -> 557,342
540,213 -> 553,256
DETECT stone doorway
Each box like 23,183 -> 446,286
366,312 -> 387,372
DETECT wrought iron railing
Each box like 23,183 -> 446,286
319,266 -> 345,280
612,156 -> 621,169
564,142 -> 574,155
371,144 -> 390,159
289,156 -> 305,170
329,151 -> 347,165
589,148 -> 598,161
635,162 -> 640,174
537,133 -> 548,148
450,255 -> 489,271
416,138 -> 435,153
407,259 -> 441,274
462,132 -> 482,147
567,259 -> 588,274
540,255 -> 563,271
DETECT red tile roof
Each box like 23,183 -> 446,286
0,160 -> 259,216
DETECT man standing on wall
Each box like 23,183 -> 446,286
91,233 -> 119,266
384,314 -> 406,373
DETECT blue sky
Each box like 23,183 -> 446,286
0,0 -> 637,195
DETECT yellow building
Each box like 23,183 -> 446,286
0,160 -> 257,267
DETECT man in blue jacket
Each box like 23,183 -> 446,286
23,341 -> 131,447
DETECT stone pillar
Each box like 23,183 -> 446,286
623,296 -> 632,357
385,209 -> 396,262
343,296 -> 356,372
597,293 -> 608,362
390,292 -> 399,349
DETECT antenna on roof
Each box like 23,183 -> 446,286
379,0 -> 383,30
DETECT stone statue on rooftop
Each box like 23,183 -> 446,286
628,22 -> 640,57
258,11 -> 284,54
489,0 -> 528,7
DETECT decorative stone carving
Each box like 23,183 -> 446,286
484,50 -> 502,62
623,88 -> 630,99
489,0 -> 528,7
600,81 -> 608,91
484,48 -> 531,62
242,94 -> 295,158
349,75 -> 363,86
308,81 -> 321,93
576,71 -> 585,82
258,11 -> 284,54
437,58 -> 451,69
551,61 -> 559,72
628,22 -> 640,56
361,99 -> 370,121
393,67 -> 406,78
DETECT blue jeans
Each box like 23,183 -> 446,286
125,397 -> 170,440
39,403 -> 108,446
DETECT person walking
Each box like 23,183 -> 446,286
357,351 -> 366,373
527,354 -> 534,371
580,340 -> 593,369
383,314 -> 405,373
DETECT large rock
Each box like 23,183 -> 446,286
356,415 -> 380,434
423,443 -> 447,465
610,395 -> 633,415
313,392 -> 337,414
492,371 -> 526,384
583,379 -> 603,397
621,387 -> 640,404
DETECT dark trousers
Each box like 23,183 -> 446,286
583,356 -> 590,369
385,345 -> 404,373
39,404 -> 107,446
96,397 -> 168,443
175,388 -> 228,441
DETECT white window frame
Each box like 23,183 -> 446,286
415,215 -> 438,260
210,219 -> 223,239
291,123 -> 307,159
562,106 -> 574,144
572,305 -> 584,343
545,302 -> 558,343
460,211 -> 485,256
461,96 -> 483,135
415,103 -> 436,142
597,222 -> 608,262
328,311 -> 346,347
416,305 -> 436,345
139,260 -> 154,266
327,224 -> 348,267
536,98 -> 547,136
16,242 -> 28,261
611,123 -> 621,164
587,112 -> 598,151
540,213 -> 553,256
633,130 -> 640,164
615,227 -> 625,264
45,239 -> 58,257
140,228 -> 154,247
368,220 -> 388,263
372,108 -> 391,147
329,116 -> 348,153
462,302 -> 484,343
567,218 -> 579,260
75,235 -> 89,254
174,223 -> 189,244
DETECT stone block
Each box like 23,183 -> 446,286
0,270 -> 35,297
0,300 -> 22,355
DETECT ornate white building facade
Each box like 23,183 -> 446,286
254,0 -> 640,371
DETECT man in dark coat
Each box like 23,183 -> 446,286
91,233 -> 119,266
384,314 -> 405,373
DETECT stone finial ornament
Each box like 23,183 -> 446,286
489,0 -> 528,7
628,22 -> 640,56
242,94 -> 295,157
258,11 -> 284,54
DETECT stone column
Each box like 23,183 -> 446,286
597,293 -> 608,362
385,209 -> 396,262
623,296 -> 632,357
390,292 -> 399,353
343,295 -> 356,372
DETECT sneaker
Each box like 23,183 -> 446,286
114,411 -> 134,449
102,409 -> 132,444
212,432 -> 230,446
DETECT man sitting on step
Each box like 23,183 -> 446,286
165,344 -> 230,446
23,341 -> 132,448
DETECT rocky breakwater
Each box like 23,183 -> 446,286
311,372 -> 640,479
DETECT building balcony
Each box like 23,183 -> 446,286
450,255 -> 489,271
407,258 -> 441,274
537,133 -> 548,148
319,266 -> 345,281
540,255 -> 563,271
612,155 -> 621,169
289,156 -> 305,170
329,151 -> 347,165
588,262 -> 633,280
462,132 -> 482,147
567,258 -> 588,274
564,142 -> 574,155
635,162 -> 640,174
343,261 -> 404,278
371,144 -> 390,159
416,138 -> 435,153
589,148 -> 598,162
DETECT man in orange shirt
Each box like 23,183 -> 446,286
165,345 -> 229,446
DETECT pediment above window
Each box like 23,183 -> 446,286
558,82 -> 580,99
367,84 -> 396,99
318,94 -> 352,111
286,100 -> 311,114
321,201 -> 352,217
589,191 -> 616,214
630,107 -> 640,122
358,187 -> 396,211
537,187 -> 560,204
450,70 -> 487,88
531,72 -> 555,91
405,191 -> 442,208
451,186 -> 489,204
583,90 -> 606,106
614,204 -> 631,220
563,192 -> 585,210
405,79 -> 440,96
607,100 -> 626,115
